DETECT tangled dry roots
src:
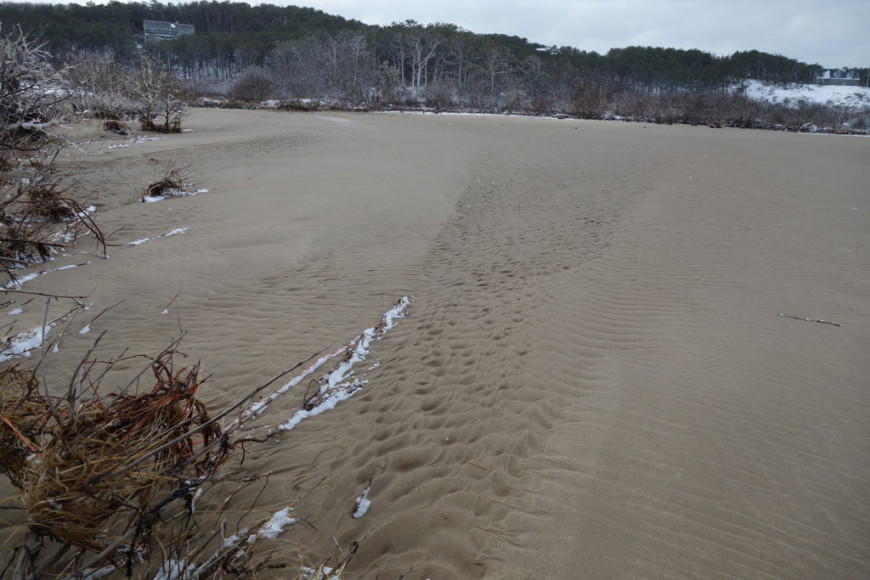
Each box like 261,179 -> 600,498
0,367 -> 37,488
0,352 -> 227,556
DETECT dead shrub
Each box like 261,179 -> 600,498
0,343 -> 232,577
103,119 -> 129,135
0,161 -> 105,272
141,161 -> 194,201
135,55 -> 185,134
25,185 -> 75,221
140,114 -> 182,134
0,26 -> 105,275
0,327 -> 364,578
64,53 -> 138,122
228,67 -> 275,103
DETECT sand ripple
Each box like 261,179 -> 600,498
12,112 -> 869,578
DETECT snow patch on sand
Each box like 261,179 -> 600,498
277,296 -> 410,432
127,227 -> 189,246
153,559 -> 194,580
106,136 -> 163,150
352,485 -> 371,519
142,188 -> 208,203
257,508 -> 296,539
236,297 -> 410,434
0,323 -> 53,362
2,263 -> 87,289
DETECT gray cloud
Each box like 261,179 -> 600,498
299,0 -> 869,67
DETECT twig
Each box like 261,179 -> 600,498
116,333 -> 186,399
40,299 -> 83,355
778,313 -> 844,327
39,298 -> 59,424
10,534 -> 35,580
29,543 -> 70,580
396,567 -> 419,580
464,459 -> 488,470
162,290 -> 181,313
67,199 -> 107,258
79,298 -> 126,330
2,289 -> 86,301
1,415 -> 36,451
109,352 -> 322,479
13,300 -> 85,413
81,347 -> 129,399
68,529 -> 136,577
105,224 -> 127,241
0,256 -> 37,266
0,237 -> 66,248
66,330 -> 107,423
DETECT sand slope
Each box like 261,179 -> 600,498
11,111 -> 870,578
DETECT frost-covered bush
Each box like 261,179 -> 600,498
0,26 -> 103,273
64,53 -> 138,120
0,24 -> 67,134
134,55 -> 185,133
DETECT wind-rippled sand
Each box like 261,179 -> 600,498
17,110 -> 870,578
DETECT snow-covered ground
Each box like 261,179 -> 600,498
741,80 -> 870,110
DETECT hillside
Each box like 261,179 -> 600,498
741,80 -> 870,110
0,1 -> 851,86
1,1 -> 868,132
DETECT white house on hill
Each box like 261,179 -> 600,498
815,68 -> 860,86
143,20 -> 195,42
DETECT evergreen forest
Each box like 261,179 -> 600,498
1,1 -> 867,130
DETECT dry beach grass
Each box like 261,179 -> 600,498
1,109 -> 869,578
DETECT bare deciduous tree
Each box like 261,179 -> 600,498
64,53 -> 136,120
0,24 -> 66,162
134,55 -> 184,133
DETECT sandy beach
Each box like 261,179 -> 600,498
8,109 -> 870,578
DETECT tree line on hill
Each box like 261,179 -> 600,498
1,1 -> 868,131
0,1 -> 825,85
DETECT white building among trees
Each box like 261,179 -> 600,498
143,20 -> 195,42
815,68 -> 860,86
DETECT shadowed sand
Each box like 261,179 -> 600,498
16,110 -> 870,578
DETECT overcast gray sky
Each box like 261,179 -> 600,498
294,0 -> 868,68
